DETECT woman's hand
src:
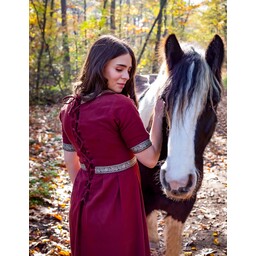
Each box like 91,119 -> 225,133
64,151 -> 81,183
135,97 -> 165,168
154,97 -> 165,119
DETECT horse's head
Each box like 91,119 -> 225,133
159,34 -> 224,200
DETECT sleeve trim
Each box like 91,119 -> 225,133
63,143 -> 76,152
130,139 -> 152,153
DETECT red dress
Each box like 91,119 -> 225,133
60,91 -> 152,256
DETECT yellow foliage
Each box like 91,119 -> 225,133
59,250 -> 70,256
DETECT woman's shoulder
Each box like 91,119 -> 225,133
59,95 -> 80,118
103,93 -> 136,107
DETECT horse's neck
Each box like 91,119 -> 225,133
138,86 -> 157,128
138,66 -> 168,128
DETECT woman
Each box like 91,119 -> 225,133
59,35 -> 164,256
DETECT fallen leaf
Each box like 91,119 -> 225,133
212,231 -> 219,237
213,237 -> 220,246
53,214 -> 63,221
59,250 -> 71,255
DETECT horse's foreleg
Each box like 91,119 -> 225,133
146,210 -> 159,248
164,216 -> 184,256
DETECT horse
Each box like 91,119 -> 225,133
137,34 -> 224,256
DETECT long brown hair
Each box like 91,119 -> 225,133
74,35 -> 138,107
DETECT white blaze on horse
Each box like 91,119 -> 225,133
137,34 -> 224,256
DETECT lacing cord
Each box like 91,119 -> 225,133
67,95 -> 95,202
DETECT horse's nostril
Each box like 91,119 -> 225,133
168,174 -> 195,196
161,168 -> 196,196
172,190 -> 179,195
178,186 -> 189,193
164,179 -> 171,191
187,174 -> 193,188
161,169 -> 171,191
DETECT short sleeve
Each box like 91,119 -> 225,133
59,108 -> 76,152
115,97 -> 152,153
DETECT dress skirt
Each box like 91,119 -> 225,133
69,163 -> 151,256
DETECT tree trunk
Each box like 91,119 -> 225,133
180,1 -> 192,39
118,0 -> 122,37
171,0 -> 175,28
102,0 -> 109,32
152,0 -> 166,73
31,0 -> 48,101
126,0 -> 130,38
103,0 -> 108,8
84,0 -> 87,48
47,0 -> 61,85
110,0 -> 116,34
137,0 -> 167,65
163,4 -> 168,37
61,0 -> 71,86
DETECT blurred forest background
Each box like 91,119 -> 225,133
29,2 -> 227,254
29,0 -> 227,105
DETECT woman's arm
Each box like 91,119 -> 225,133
64,151 -> 81,183
135,98 -> 165,168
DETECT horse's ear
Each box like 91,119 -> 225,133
205,34 -> 224,82
165,34 -> 184,70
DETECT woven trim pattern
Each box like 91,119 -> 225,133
130,139 -> 152,153
63,143 -> 76,152
80,157 -> 137,174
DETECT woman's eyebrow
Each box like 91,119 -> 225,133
116,64 -> 132,69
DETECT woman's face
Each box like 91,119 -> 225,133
103,54 -> 132,93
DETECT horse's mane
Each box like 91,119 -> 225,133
162,47 -> 222,125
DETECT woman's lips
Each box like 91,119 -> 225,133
118,83 -> 125,88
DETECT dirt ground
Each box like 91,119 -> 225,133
29,91 -> 227,256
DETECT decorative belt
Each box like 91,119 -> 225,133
80,156 -> 137,174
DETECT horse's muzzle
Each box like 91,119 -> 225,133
160,169 -> 196,200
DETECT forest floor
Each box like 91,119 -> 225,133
29,90 -> 227,256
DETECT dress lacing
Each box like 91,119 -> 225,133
62,90 -> 116,202
64,95 -> 95,203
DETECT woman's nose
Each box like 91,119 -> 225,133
122,71 -> 130,80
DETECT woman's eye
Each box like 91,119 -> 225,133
116,69 -> 123,72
